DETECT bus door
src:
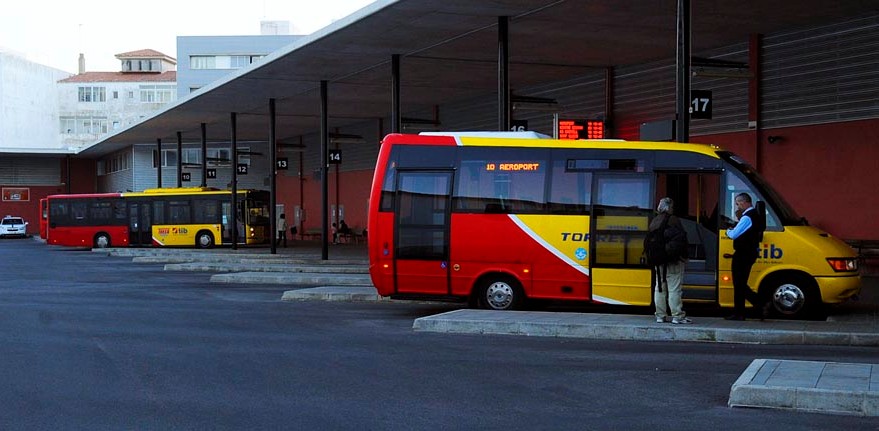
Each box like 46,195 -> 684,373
39,198 -> 48,240
393,171 -> 453,295
222,201 -> 233,244
655,172 -> 721,302
128,201 -> 152,246
589,173 -> 653,305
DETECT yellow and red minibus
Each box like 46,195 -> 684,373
46,187 -> 270,248
367,132 -> 861,319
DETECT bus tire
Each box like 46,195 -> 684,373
196,231 -> 214,249
94,232 -> 111,248
761,273 -> 822,320
476,274 -> 523,311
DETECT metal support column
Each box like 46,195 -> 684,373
176,131 -> 183,187
200,123 -> 207,186
498,16 -> 510,131
320,81 -> 329,260
391,54 -> 401,133
749,33 -> 762,172
675,0 -> 691,143
604,67 -> 615,138
156,138 -> 162,188
269,99 -> 277,255
231,112 -> 238,250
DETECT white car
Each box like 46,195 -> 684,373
0,216 -> 28,238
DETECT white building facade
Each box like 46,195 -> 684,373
0,51 -> 71,151
57,49 -> 177,151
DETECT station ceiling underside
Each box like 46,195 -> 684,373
78,0 -> 879,157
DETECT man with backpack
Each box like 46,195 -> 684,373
645,197 -> 691,324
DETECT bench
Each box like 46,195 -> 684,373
338,229 -> 366,245
301,228 -> 322,241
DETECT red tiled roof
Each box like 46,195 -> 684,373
58,71 -> 177,83
115,49 -> 176,61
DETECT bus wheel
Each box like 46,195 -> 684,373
763,274 -> 821,319
94,233 -> 111,248
196,231 -> 214,249
477,275 -> 523,311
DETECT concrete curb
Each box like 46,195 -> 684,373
210,271 -> 373,285
412,309 -> 879,346
729,359 -> 879,416
131,255 -> 366,265
281,286 -> 387,302
164,262 -> 368,273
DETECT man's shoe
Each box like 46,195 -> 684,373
672,317 -> 692,324
655,316 -> 667,323
724,315 -> 745,321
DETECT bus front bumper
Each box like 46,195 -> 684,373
817,274 -> 861,304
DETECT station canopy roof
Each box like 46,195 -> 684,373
77,0 -> 879,157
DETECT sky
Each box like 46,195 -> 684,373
0,0 -> 376,74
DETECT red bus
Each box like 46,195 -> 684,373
367,132 -> 860,318
46,188 -> 270,248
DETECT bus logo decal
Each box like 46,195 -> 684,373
561,232 -> 590,241
508,215 -> 590,276
575,248 -> 587,260
760,243 -> 783,260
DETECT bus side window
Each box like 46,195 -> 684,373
592,175 -> 651,266
723,170 -> 780,230
548,159 -> 591,214
114,201 -> 127,221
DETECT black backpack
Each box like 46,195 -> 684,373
644,215 -> 688,266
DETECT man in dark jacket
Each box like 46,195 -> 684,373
724,193 -> 769,320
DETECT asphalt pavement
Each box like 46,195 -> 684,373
86,239 -> 879,416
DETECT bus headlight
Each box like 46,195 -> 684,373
826,258 -> 858,272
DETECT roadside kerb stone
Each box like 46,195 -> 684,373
210,272 -> 372,285
164,262 -> 368,273
412,310 -> 879,346
98,248 -> 290,258
729,359 -> 879,416
131,255 -> 366,265
281,286 -> 386,302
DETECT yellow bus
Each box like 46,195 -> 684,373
368,132 -> 861,319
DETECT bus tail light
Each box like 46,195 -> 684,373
826,258 -> 858,272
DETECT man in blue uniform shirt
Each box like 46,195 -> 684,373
724,193 -> 770,320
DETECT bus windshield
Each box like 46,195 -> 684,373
719,152 -> 804,225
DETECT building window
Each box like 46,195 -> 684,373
190,56 -> 216,69
78,86 -> 106,102
207,148 -> 231,166
103,150 -> 131,174
229,56 -> 249,68
122,59 -> 162,72
60,118 -> 76,134
139,84 -> 176,103
237,146 -> 250,166
191,55 -> 264,70
80,119 -> 108,134
182,148 -> 200,165
153,149 -> 179,168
